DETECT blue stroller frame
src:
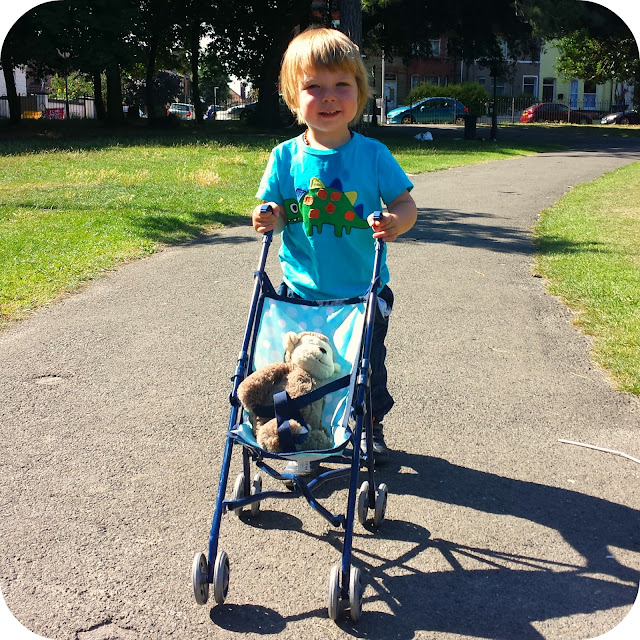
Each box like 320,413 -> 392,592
192,210 -> 389,622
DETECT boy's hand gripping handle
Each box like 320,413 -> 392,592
371,210 -> 385,247
259,203 -> 274,241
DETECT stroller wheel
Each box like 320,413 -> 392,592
357,481 -> 370,526
232,473 -> 245,517
191,552 -> 209,605
213,550 -> 230,604
327,564 -> 341,621
373,483 -> 388,528
250,473 -> 262,517
349,566 -> 363,622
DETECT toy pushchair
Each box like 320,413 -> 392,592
192,208 -> 389,622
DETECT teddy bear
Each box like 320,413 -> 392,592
237,331 -> 341,453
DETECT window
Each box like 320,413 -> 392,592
524,75 -> 538,97
541,77 -> 554,102
477,77 -> 486,88
410,74 -> 420,89
424,75 -> 440,85
583,80 -> 597,110
429,39 -> 441,56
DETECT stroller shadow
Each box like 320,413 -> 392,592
383,453 -> 640,585
211,453 -> 639,638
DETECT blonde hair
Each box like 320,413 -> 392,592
280,27 -> 372,125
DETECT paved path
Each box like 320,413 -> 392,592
1,130 -> 639,640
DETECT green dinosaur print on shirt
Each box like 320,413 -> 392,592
283,199 -> 303,225
294,177 -> 369,238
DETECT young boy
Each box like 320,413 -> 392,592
253,26 -> 417,475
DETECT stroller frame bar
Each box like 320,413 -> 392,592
207,230 -> 274,583
196,211 -> 389,621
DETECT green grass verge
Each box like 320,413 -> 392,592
534,162 -> 640,395
0,119 -> 556,328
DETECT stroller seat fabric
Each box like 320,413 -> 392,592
231,293 -> 366,460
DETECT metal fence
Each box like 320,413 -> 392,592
0,94 -> 96,119
369,94 -> 633,125
476,97 -> 630,124
1,92 -> 631,124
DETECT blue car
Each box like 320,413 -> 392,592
387,96 -> 468,125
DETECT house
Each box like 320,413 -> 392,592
537,41 -> 632,110
364,37 -> 460,115
461,42 -> 541,100
0,66 -> 27,96
363,36 -> 632,120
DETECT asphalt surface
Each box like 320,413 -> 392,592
1,127 -> 640,640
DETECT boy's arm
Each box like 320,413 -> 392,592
252,201 -> 286,234
367,190 -> 417,242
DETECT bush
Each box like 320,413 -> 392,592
406,82 -> 490,116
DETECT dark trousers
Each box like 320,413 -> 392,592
277,282 -> 394,422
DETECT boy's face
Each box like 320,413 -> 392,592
297,66 -> 359,139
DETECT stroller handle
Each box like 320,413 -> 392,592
259,203 -> 275,242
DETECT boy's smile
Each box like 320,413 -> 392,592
298,67 -> 359,148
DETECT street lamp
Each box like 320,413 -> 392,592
214,86 -> 219,107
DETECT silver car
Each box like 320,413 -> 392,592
167,103 -> 196,120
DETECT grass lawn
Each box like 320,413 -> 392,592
534,162 -> 640,395
0,120 -> 556,328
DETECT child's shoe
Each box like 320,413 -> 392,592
282,459 -> 320,489
372,422 -> 390,465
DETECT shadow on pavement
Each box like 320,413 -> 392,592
402,206 -> 606,257
207,453 -> 639,638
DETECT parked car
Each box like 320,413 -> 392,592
217,100 -> 295,124
600,108 -> 640,125
386,97 -> 468,125
519,102 -> 598,124
217,102 -> 257,120
205,104 -> 225,119
167,103 -> 196,120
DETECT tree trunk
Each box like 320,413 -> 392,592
190,21 -> 203,123
145,34 -> 158,123
1,57 -> 21,125
92,70 -> 106,120
338,0 -> 362,47
105,63 -> 123,124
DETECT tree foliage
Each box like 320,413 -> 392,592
515,0 -> 639,97
4,0 -> 638,126
205,0 -> 310,126
406,81 -> 490,115
555,29 -> 639,86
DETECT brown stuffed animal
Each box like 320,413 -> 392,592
237,331 -> 340,452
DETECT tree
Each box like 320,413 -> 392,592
207,0 -> 311,126
1,3 -> 71,124
340,0 -> 362,47
198,48 -> 230,107
516,0 -> 639,105
555,30 -> 639,90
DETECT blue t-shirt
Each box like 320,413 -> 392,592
256,132 -> 413,300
